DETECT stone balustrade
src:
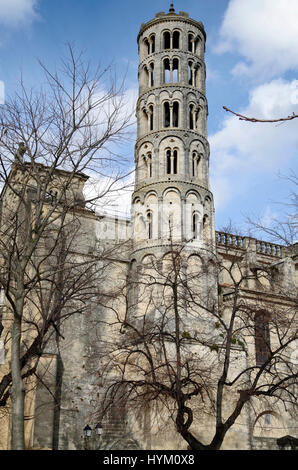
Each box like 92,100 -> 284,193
216,231 -> 284,258
215,231 -> 245,249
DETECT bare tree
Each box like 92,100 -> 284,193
97,236 -> 297,450
0,45 -> 133,449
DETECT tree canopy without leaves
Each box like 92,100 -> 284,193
98,238 -> 297,450
0,45 -> 133,450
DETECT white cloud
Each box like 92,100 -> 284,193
84,171 -> 134,219
209,79 -> 298,209
0,0 -> 39,27
216,0 -> 298,79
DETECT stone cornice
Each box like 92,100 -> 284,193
135,129 -> 210,151
137,84 -> 206,108
132,179 -> 213,198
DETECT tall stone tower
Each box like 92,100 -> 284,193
131,4 -> 215,262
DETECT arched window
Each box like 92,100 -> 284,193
173,101 -> 179,127
148,105 -> 154,131
147,153 -> 152,177
147,211 -> 153,239
192,152 -> 201,177
254,312 -> 271,366
163,58 -> 170,83
189,104 -> 194,129
173,58 -> 179,82
163,58 -> 179,83
166,149 -> 178,175
145,38 -> 150,55
192,212 -> 199,239
173,149 -> 178,173
164,102 -> 170,127
142,108 -> 148,134
173,31 -> 180,49
166,149 -> 171,174
163,31 -> 171,49
188,33 -> 194,52
149,63 -> 154,87
143,65 -> 149,87
188,61 -> 194,85
150,34 -> 155,53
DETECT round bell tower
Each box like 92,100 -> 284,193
131,4 -> 215,261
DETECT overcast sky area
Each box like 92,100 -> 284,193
0,0 -> 297,235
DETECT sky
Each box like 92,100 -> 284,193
0,0 -> 297,234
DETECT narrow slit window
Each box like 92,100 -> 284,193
145,39 -> 150,55
192,212 -> 198,238
163,58 -> 170,83
163,31 -> 171,49
173,31 -> 180,49
188,34 -> 194,52
173,58 -> 179,82
189,104 -> 194,130
149,105 -> 154,131
148,153 -> 152,177
188,61 -> 193,85
150,63 -> 154,87
173,101 -> 179,127
173,150 -> 178,174
166,150 -> 171,174
164,102 -> 170,127
147,211 -> 153,239
142,109 -> 148,133
150,35 -> 155,53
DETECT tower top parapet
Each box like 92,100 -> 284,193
138,8 -> 206,42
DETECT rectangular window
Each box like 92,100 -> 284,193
255,312 -> 271,366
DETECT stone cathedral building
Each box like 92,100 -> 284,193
0,5 -> 297,451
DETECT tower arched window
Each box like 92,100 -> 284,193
173,101 -> 179,127
173,149 -> 178,173
192,212 -> 199,239
188,61 -> 194,85
143,65 -> 149,87
148,105 -> 154,131
163,58 -> 170,83
192,152 -> 201,177
188,33 -> 194,52
147,211 -> 153,239
254,312 -> 271,366
149,63 -> 154,87
166,149 -> 178,175
189,104 -> 194,129
173,31 -> 180,49
150,34 -> 155,53
164,102 -> 170,127
173,58 -> 179,82
145,38 -> 150,55
147,153 -> 152,177
163,58 -> 179,83
166,149 -> 171,174
142,108 -> 148,135
163,31 -> 171,49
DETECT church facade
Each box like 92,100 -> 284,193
0,6 -> 297,451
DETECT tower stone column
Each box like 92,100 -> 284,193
131,5 -> 215,263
